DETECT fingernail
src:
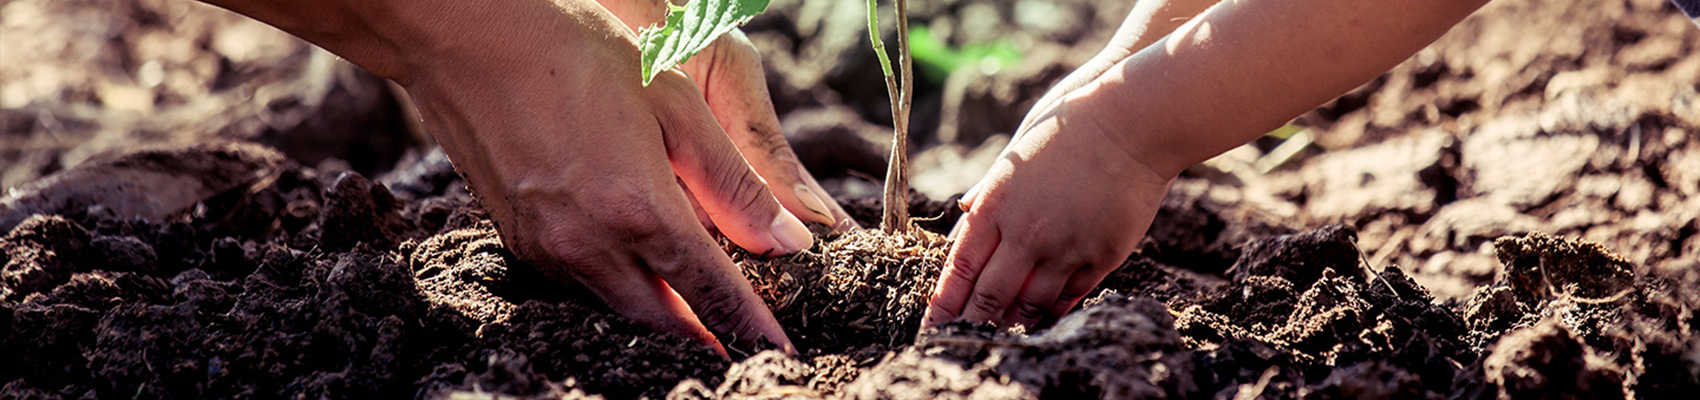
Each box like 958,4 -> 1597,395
771,211 -> 813,253
960,183 -> 983,211
794,184 -> 830,218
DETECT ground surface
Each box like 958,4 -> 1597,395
3,0 -> 1700,398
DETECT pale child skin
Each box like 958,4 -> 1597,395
922,0 -> 1697,329
926,0 -> 1490,328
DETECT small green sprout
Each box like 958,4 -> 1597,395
637,0 -> 772,86
639,0 -> 917,233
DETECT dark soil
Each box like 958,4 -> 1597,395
5,0 -> 1700,398
4,142 -> 1698,398
0,145 -> 728,400
736,226 -> 950,355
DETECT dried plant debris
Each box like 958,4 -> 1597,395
735,225 -> 950,354
2,144 -> 1697,399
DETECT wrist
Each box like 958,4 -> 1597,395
201,0 -> 561,84
387,0 -> 629,85
1064,80 -> 1191,182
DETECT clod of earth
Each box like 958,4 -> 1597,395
4,144 -> 1700,399
734,226 -> 949,354
7,0 -> 1699,397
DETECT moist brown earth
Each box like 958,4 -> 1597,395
3,145 -> 1697,398
5,0 -> 1700,398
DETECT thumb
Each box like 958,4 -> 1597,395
649,73 -> 814,255
686,30 -> 857,231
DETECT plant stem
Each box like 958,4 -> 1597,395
869,0 -> 913,233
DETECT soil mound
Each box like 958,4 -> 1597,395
5,0 -> 1700,398
2,147 -> 1698,399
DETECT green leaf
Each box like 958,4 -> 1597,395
637,0 -> 770,86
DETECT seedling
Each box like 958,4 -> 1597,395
638,0 -> 917,233
867,0 -> 916,233
636,0 -> 771,86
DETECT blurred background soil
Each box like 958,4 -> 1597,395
3,0 -> 1699,398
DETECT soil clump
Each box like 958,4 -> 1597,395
3,142 -> 1699,399
5,0 -> 1700,398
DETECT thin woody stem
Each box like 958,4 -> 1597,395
879,0 -> 913,233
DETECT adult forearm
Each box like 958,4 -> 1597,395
594,0 -> 669,32
1087,0 -> 1488,177
197,0 -> 617,85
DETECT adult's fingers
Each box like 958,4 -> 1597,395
635,217 -> 794,352
687,31 -> 856,230
677,177 -> 716,233
564,251 -> 726,355
924,213 -> 1000,327
650,73 -> 814,256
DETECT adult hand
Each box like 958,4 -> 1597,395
598,0 -> 856,231
679,32 -> 857,231
203,0 -> 800,353
922,84 -> 1173,329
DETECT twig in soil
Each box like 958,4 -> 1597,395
1354,245 -> 1401,300
909,209 -> 950,222
1367,227 -> 1411,270
1625,124 -> 1641,167
1231,366 -> 1280,400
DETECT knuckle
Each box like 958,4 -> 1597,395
1015,299 -> 1050,321
586,184 -> 671,241
642,246 -> 691,276
965,290 -> 1008,320
725,29 -> 756,49
535,232 -> 597,265
925,300 -> 958,323
712,161 -> 771,216
650,71 -> 702,101
947,246 -> 986,276
1057,283 -> 1095,305
690,288 -> 755,340
938,263 -> 980,296
716,29 -> 759,61
1008,222 -> 1055,251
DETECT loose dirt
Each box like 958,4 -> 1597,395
4,0 -> 1700,398
3,143 -> 1697,398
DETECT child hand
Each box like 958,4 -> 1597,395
923,84 -> 1173,329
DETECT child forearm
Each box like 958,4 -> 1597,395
1020,0 -> 1220,134
1083,0 -> 1489,177
1103,0 -> 1223,63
